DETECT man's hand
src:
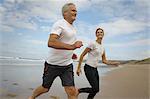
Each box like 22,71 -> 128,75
72,41 -> 83,49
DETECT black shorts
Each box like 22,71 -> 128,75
42,62 -> 75,89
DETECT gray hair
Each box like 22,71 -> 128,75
62,3 -> 75,14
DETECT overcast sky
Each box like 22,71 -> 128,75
0,0 -> 150,60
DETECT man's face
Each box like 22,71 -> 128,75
65,5 -> 77,22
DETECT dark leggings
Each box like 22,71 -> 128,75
79,64 -> 99,99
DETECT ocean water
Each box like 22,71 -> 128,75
0,58 -> 115,77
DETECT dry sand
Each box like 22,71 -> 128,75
93,64 -> 149,99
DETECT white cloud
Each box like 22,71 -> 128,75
103,38 -> 150,60
24,0 -> 92,21
85,0 -> 149,22
4,19 -> 38,30
105,38 -> 150,48
17,33 -> 23,36
4,0 -> 16,3
0,5 -> 6,18
1,0 -> 89,32
1,1 -> 38,31
3,0 -> 148,34
0,25 -> 14,32
2,0 -> 93,22
27,39 -> 46,45
135,0 -> 150,7
76,21 -> 95,36
98,19 -> 148,37
125,38 -> 150,47
27,2 -> 61,21
40,26 -> 50,32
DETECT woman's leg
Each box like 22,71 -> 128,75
84,64 -> 99,99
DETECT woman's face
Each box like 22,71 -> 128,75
96,29 -> 104,39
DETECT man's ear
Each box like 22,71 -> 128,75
63,11 -> 68,16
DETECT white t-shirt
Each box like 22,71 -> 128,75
46,19 -> 77,66
86,41 -> 105,68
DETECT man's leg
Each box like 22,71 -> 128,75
28,85 -> 49,99
64,86 -> 78,99
28,62 -> 53,99
61,64 -> 78,99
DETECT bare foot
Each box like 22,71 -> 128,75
50,95 -> 60,99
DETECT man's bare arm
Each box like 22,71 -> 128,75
48,34 -> 83,50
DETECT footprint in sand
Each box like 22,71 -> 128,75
50,95 -> 60,99
6,93 -> 17,98
12,83 -> 18,86
28,88 -> 34,90
3,80 -> 8,81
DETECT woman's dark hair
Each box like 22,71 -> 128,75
95,28 -> 104,35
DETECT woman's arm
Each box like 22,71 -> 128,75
76,48 -> 91,76
102,51 -> 120,66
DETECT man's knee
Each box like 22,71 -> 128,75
65,86 -> 77,96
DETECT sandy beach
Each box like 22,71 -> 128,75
94,64 -> 149,99
0,59 -> 149,99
